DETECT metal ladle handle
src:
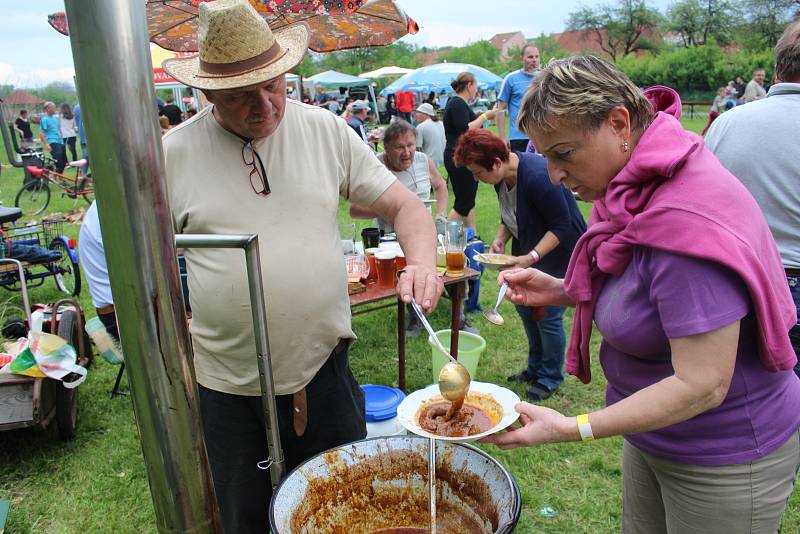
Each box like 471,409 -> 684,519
410,296 -> 456,363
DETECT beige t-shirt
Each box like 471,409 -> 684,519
163,100 -> 395,395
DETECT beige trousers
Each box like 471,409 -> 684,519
621,431 -> 800,534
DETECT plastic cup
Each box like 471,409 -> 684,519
361,227 -> 381,249
365,247 -> 380,283
375,250 -> 397,288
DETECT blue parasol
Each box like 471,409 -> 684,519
380,63 -> 502,96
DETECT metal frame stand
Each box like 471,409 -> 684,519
175,234 -> 285,485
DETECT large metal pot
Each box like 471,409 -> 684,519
270,435 -> 521,533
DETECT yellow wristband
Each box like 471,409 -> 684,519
576,413 -> 594,441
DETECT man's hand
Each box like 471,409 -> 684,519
490,239 -> 505,254
397,264 -> 443,312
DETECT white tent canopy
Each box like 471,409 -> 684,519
358,66 -> 414,79
305,70 -> 377,115
306,70 -> 371,87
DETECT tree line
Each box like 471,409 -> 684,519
296,0 -> 798,97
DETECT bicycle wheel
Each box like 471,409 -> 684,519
15,180 -> 51,216
77,175 -> 94,205
50,239 -> 82,296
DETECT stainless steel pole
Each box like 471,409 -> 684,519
63,1 -> 221,531
175,234 -> 285,485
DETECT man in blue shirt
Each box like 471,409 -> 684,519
346,100 -> 370,144
495,44 -> 540,152
38,101 -> 66,172
73,103 -> 89,170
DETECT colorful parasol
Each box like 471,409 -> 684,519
48,0 -> 418,53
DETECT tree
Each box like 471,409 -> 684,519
309,41 -> 419,77
665,0 -> 738,47
30,82 -> 77,106
443,41 -> 503,72
740,0 -> 796,48
567,0 -> 663,61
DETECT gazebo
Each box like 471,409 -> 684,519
1,90 -> 45,121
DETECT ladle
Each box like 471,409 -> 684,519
429,437 -> 437,534
409,297 -> 471,418
483,282 -> 509,326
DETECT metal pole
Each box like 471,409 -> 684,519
175,234 -> 285,485
63,1 -> 221,532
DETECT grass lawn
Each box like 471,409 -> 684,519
0,117 -> 797,533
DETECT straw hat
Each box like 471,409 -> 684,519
163,0 -> 310,91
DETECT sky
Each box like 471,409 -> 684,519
0,0 -> 672,88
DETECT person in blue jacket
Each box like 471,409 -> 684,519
454,128 -> 586,400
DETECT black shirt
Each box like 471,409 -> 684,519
516,152 -> 587,278
160,104 -> 183,126
15,117 -> 33,139
443,95 -> 476,157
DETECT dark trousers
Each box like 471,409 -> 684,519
50,142 -> 67,173
199,342 -> 366,534
509,139 -> 530,153
789,276 -> 800,378
63,136 -> 77,162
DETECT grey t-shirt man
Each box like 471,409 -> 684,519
415,119 -> 445,167
705,82 -> 800,269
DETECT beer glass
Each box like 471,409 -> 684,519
444,221 -> 466,277
375,250 -> 397,288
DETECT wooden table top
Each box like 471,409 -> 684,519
349,267 -> 480,307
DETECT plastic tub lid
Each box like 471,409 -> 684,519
361,384 -> 406,422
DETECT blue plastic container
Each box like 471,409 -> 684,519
361,384 -> 406,437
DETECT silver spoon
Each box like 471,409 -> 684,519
409,297 -> 471,417
483,282 -> 509,326
429,437 -> 437,534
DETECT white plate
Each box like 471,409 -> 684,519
397,381 -> 521,443
473,252 -> 516,269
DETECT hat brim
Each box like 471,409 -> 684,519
162,23 -> 309,91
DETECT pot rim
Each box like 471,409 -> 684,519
268,435 -> 522,533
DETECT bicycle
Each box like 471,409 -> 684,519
0,208 -> 81,296
15,152 -> 94,216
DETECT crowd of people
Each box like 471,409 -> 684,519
66,0 -> 799,531
701,67 -> 772,134
15,100 -> 86,173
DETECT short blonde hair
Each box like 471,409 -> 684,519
517,55 -> 653,137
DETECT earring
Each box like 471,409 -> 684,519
622,141 -> 629,153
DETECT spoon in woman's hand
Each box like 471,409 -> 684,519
483,282 -> 509,326
409,296 -> 470,419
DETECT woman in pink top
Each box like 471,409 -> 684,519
481,55 -> 800,533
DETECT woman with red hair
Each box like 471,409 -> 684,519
455,128 -> 586,400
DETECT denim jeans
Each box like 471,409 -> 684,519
789,276 -> 800,378
516,304 -> 567,390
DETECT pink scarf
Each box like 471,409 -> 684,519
563,86 -> 796,384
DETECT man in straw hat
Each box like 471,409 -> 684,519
161,1 -> 443,531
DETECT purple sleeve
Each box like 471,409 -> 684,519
644,249 -> 750,338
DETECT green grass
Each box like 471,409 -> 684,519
0,118 -> 797,533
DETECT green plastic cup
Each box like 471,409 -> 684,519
429,329 -> 486,383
